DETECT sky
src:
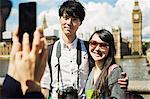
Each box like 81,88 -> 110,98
5,0 -> 150,41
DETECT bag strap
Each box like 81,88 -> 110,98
77,39 -> 82,89
108,64 -> 119,76
56,41 -> 61,92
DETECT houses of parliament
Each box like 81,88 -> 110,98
112,0 -> 142,58
0,0 -> 143,59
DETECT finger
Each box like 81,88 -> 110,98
34,38 -> 47,82
118,81 -> 128,90
118,78 -> 126,81
8,29 -> 21,75
38,37 -> 46,54
10,29 -> 21,59
22,33 -> 30,59
36,27 -> 44,38
119,85 -> 127,88
121,72 -> 127,78
120,85 -> 128,90
37,27 -> 46,54
31,28 -> 40,54
15,51 -> 22,64
118,79 -> 128,88
118,80 -> 127,85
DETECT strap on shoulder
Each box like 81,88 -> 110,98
83,40 -> 89,50
108,64 -> 119,76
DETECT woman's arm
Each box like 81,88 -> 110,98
108,66 -> 126,99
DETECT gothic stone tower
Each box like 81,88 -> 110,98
112,26 -> 122,58
132,0 -> 142,55
42,15 -> 48,29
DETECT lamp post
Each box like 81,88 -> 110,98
0,0 -> 12,42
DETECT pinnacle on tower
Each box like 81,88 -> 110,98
133,0 -> 140,11
42,14 -> 48,29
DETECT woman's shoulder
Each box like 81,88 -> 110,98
108,64 -> 123,75
108,64 -> 123,84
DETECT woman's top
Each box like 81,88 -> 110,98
85,64 -> 126,99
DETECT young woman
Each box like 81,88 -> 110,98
85,29 -> 126,99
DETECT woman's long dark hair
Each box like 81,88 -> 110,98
89,29 -> 116,95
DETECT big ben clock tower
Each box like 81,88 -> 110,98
132,0 -> 142,55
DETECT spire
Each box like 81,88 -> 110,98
94,26 -> 97,32
42,14 -> 48,29
133,0 -> 140,10
134,0 -> 139,6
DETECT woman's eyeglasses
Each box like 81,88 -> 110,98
89,40 -> 109,49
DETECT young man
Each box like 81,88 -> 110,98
41,1 -> 128,99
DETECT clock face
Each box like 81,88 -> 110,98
134,14 -> 139,20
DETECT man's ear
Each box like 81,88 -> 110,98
80,21 -> 82,25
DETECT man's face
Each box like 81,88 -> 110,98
60,13 -> 81,36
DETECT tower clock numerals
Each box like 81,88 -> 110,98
134,14 -> 139,20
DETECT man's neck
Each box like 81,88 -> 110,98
62,34 -> 77,44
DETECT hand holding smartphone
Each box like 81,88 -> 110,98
18,2 -> 36,46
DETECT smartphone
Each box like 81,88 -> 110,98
18,2 -> 36,45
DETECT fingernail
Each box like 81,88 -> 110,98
24,32 -> 29,37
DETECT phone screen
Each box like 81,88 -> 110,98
18,2 -> 36,45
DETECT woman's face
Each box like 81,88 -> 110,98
89,34 -> 109,61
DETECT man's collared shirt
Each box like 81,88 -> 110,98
41,38 -> 89,97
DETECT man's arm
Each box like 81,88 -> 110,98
118,72 -> 128,90
41,88 -> 50,99
40,63 -> 52,98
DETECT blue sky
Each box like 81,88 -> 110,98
5,0 -> 150,41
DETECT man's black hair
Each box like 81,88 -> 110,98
59,0 -> 85,24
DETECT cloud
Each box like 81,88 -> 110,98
37,8 -> 59,28
10,8 -> 18,16
79,2 -> 116,34
7,0 -> 149,41
36,0 -> 150,41
78,0 -> 150,41
115,0 -> 150,40
143,26 -> 150,38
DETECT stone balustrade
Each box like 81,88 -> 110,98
0,43 -> 12,55
128,81 -> 150,99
